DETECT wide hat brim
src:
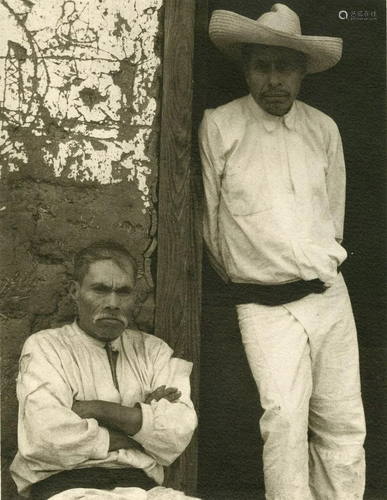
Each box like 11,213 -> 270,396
209,10 -> 343,74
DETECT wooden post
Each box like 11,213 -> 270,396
155,0 -> 202,495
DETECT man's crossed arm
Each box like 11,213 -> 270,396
72,385 -> 181,452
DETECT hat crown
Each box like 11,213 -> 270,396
257,4 -> 301,36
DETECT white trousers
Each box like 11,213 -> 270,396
236,274 -> 366,500
49,486 -> 201,500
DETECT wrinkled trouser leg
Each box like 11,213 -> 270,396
305,276 -> 366,500
237,303 -> 314,500
237,274 -> 366,500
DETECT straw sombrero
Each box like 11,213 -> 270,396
209,4 -> 343,74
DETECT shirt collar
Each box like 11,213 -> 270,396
247,93 -> 297,132
71,319 -> 122,350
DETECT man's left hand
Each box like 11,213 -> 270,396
144,385 -> 181,404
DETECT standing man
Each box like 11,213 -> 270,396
11,240 -> 198,500
199,4 -> 366,499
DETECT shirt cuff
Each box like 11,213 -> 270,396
90,424 -> 110,459
131,402 -> 154,445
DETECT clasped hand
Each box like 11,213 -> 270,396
144,385 -> 181,404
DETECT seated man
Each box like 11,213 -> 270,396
10,241 -> 198,500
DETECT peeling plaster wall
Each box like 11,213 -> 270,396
0,1 -> 163,497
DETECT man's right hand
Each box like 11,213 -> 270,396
108,429 -> 144,452
144,385 -> 181,404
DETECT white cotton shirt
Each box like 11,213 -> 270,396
199,94 -> 348,286
10,322 -> 197,497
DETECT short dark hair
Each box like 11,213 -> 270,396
241,43 -> 308,73
73,240 -> 138,284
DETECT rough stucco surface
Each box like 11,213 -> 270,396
0,1 -> 163,497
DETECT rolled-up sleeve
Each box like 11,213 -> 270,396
16,337 -> 110,470
132,347 -> 197,466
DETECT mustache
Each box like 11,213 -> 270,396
96,314 -> 127,323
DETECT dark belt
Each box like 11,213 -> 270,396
228,275 -> 333,306
29,467 -> 158,500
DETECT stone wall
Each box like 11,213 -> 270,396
0,1 -> 164,497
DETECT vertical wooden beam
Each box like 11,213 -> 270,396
155,0 -> 201,495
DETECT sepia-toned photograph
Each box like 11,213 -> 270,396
1,1 -> 386,499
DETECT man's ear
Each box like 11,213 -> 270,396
69,280 -> 79,301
